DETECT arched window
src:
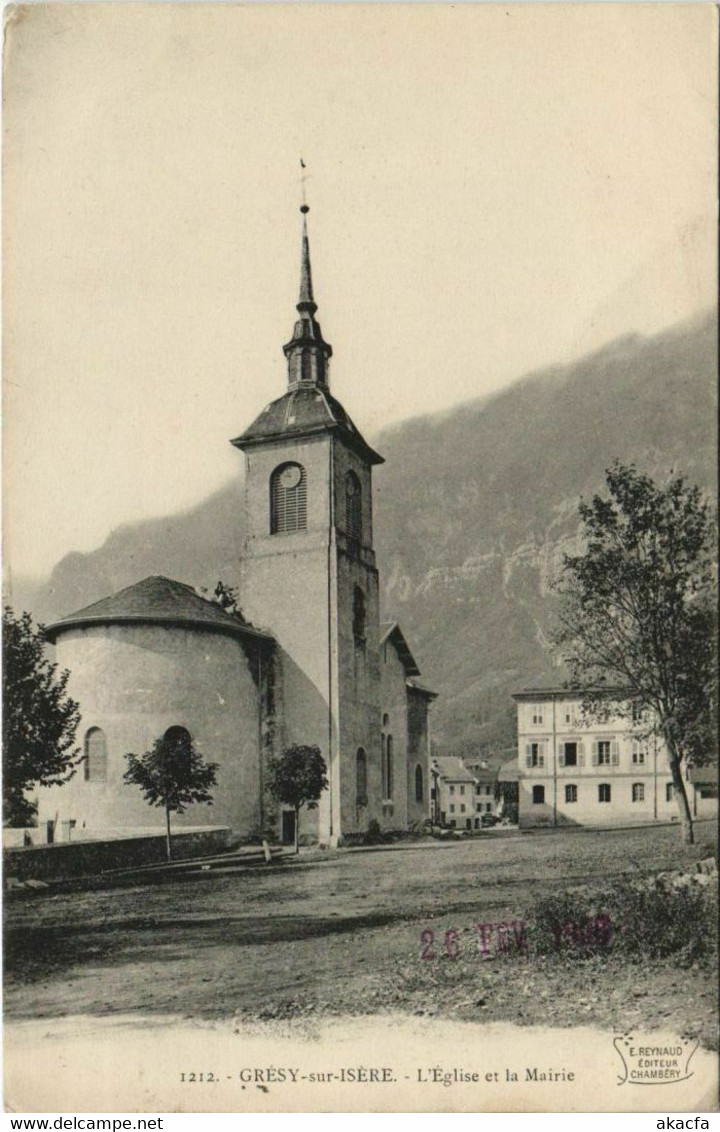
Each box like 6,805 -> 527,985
345,471 -> 362,544
163,726 -> 192,778
386,734 -> 394,799
270,463 -> 307,534
356,748 -> 368,807
415,764 -> 424,803
84,727 -> 107,782
353,586 -> 366,645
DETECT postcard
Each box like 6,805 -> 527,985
3,2 -> 717,1114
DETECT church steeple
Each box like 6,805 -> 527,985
283,205 -> 332,389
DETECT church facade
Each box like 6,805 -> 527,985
40,208 -> 436,847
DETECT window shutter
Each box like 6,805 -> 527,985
591,742 -> 598,767
538,743 -> 545,769
558,744 -> 565,768
525,743 -> 532,769
611,740 -> 620,766
578,740 -> 585,767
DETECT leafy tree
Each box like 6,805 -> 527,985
211,580 -> 245,622
124,730 -> 219,859
553,462 -> 716,844
2,606 -> 81,826
266,744 -> 328,854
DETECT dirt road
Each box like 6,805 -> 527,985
5,821 -> 715,1031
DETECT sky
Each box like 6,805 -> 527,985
3,3 -> 717,582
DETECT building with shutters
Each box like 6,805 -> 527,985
513,683 -> 703,829
37,206 -> 437,848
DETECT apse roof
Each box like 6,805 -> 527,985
45,576 -> 273,644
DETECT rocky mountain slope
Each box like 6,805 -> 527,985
12,311 -> 717,757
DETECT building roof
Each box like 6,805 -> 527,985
406,677 -> 438,701
463,763 -> 499,784
497,765 -> 520,783
431,756 -> 477,784
231,385 -> 384,466
512,677 -> 631,700
45,576 -> 274,645
380,621 -> 421,676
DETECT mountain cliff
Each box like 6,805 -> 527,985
13,311 -> 717,757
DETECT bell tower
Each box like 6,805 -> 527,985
231,206 -> 384,846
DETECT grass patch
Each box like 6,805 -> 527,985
526,874 -> 717,965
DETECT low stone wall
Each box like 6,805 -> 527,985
4,827 -> 232,882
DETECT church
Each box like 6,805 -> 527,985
40,207 -> 436,847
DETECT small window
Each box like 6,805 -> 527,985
385,735 -> 394,799
631,703 -> 646,724
565,784 -> 577,803
666,783 -> 674,802
597,741 -> 611,766
415,764 -> 423,803
449,804 -> 455,814
353,588 -> 364,642
345,471 -> 362,545
460,785 -> 465,796
163,726 -> 192,778
526,742 -> 545,768
449,784 -> 455,794
532,704 -> 544,725
460,804 -> 466,813
270,463 -> 307,534
632,783 -> 645,803
563,742 -> 578,768
632,742 -> 645,765
381,733 -> 393,800
532,785 -> 545,805
356,749 -> 368,807
598,783 -> 611,803
476,802 -> 483,812
84,727 -> 107,782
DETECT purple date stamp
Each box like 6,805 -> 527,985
419,913 -> 611,960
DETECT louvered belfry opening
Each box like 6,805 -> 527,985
270,462 -> 308,534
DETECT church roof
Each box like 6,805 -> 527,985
231,385 -> 384,466
379,621 -> 421,676
45,576 -> 274,644
231,206 -> 383,467
406,678 -> 438,700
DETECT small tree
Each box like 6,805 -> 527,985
124,730 -> 219,859
2,606 -> 81,826
266,744 -> 328,854
553,462 -> 717,844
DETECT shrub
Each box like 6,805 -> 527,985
363,819 -> 384,845
610,876 -> 717,963
529,889 -> 612,958
527,875 -> 717,966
